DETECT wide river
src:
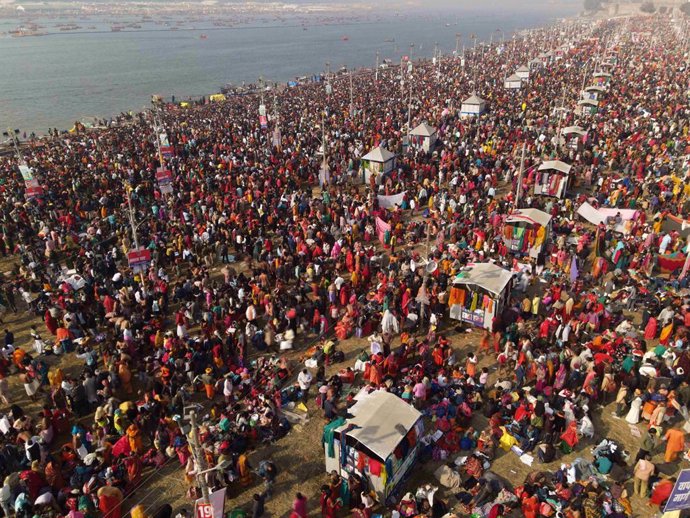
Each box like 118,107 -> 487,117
0,3 -> 580,135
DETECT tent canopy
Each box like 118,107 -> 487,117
506,208 -> 552,227
410,122 -> 437,137
593,71 -> 611,78
506,74 -> 522,82
452,262 -> 513,296
362,146 -> 396,163
462,94 -> 485,105
562,126 -> 587,136
585,85 -> 605,92
516,65 -> 530,73
538,160 -> 572,175
345,391 -> 421,461
578,99 -> 598,107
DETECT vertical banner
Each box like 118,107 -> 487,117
18,164 -> 34,181
195,488 -> 226,518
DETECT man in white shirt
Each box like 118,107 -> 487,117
297,369 -> 313,402
223,374 -> 234,404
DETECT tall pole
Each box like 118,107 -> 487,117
125,182 -> 140,250
7,128 -> 21,162
189,411 -> 211,504
375,50 -> 380,81
515,141 -> 527,208
151,105 -> 164,164
321,111 -> 327,175
349,70 -> 354,117
407,68 -> 413,142
259,76 -> 264,106
455,33 -> 461,57
556,86 -> 566,154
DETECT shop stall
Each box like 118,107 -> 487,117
460,94 -> 487,116
503,208 -> 552,258
323,391 -> 424,503
409,122 -> 438,153
448,262 -> 513,331
361,146 -> 396,185
533,160 -> 572,198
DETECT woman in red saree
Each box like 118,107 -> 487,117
644,317 -> 658,340
97,486 -> 123,518
320,487 -> 341,518
560,421 -> 579,453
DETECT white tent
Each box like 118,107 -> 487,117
576,202 -> 639,234
516,65 -> 530,80
539,160 -> 572,175
506,208 -> 552,228
449,262 -> 513,330
562,126 -> 587,137
505,208 -> 552,258
361,146 -> 396,185
460,94 -> 486,116
504,74 -> 522,89
578,98 -> 599,115
324,391 -> 423,502
409,122 -> 438,153
534,160 -> 572,198
561,126 -> 587,149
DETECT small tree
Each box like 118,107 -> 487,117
640,1 -> 656,13
680,2 -> 690,16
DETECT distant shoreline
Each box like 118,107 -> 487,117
0,6 -> 584,139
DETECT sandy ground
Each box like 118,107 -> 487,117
0,180 -> 681,518
0,280 -> 678,518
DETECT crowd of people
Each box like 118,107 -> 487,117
0,10 -> 689,518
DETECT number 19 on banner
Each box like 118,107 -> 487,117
196,503 -> 214,518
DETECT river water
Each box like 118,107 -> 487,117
0,2 -> 580,135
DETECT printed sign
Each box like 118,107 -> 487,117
127,248 -> 151,272
665,469 -> 690,512
195,503 -> 213,518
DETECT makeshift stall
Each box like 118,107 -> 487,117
323,391 -> 424,503
583,85 -> 605,101
503,208 -> 552,258
561,125 -> 587,150
504,74 -> 523,90
448,262 -> 513,331
361,147 -> 396,185
577,202 -> 639,234
592,71 -> 612,87
515,65 -> 530,81
409,122 -> 438,153
460,94 -> 486,116
538,51 -> 554,66
534,160 -> 572,198
578,98 -> 599,116
529,58 -> 543,70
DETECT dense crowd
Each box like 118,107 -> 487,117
0,11 -> 689,518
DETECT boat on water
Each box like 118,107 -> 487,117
342,36 -> 349,41
384,38 -> 395,42
111,26 -> 123,32
200,34 -> 207,39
